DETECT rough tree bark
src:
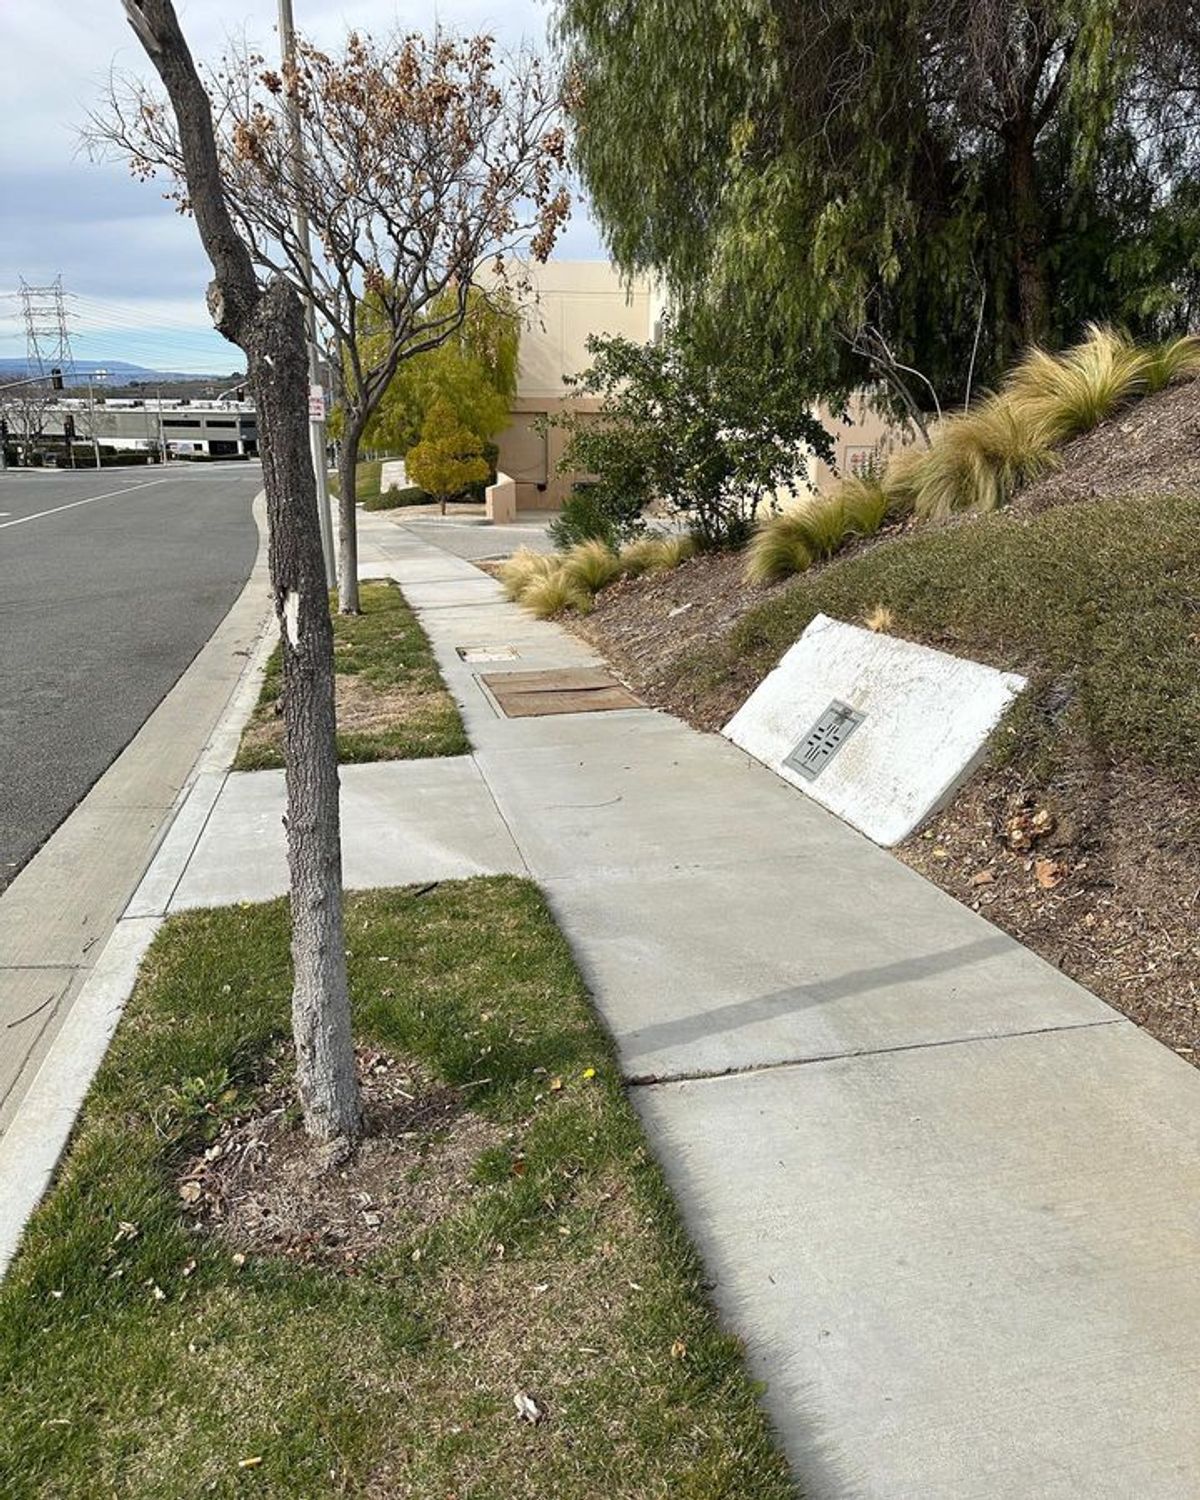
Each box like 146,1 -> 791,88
1006,114 -> 1049,350
122,0 -> 361,1144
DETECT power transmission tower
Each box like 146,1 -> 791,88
19,276 -> 75,382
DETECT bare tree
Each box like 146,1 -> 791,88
120,0 -> 360,1144
2,388 -> 53,465
96,29 -> 570,611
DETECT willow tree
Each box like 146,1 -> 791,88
557,0 -> 1200,402
119,0 -> 360,1144
98,30 -> 569,611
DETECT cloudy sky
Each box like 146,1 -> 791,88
0,0 -> 602,374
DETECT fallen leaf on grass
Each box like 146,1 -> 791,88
970,869 -> 996,887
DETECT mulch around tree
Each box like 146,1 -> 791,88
179,1045 -> 507,1271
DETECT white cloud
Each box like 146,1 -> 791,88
0,0 -> 600,372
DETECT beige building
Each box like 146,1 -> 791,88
495,261 -> 658,509
494,260 -> 900,510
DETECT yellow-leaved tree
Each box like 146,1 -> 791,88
405,398 -> 491,515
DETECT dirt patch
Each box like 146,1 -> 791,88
899,758 -> 1200,1059
238,673 -> 439,764
178,1047 -> 507,1269
1017,377 -> 1200,511
569,552 -> 786,730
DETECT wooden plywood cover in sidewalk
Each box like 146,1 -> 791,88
481,668 -> 641,718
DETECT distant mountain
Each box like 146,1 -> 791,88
0,358 -> 241,387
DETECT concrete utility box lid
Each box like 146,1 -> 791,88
723,614 -> 1026,846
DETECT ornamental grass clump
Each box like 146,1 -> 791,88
1005,324 -> 1149,444
1141,332 -> 1200,394
521,568 -> 592,619
561,538 -> 623,593
617,534 -> 699,575
653,533 -> 699,569
911,394 -> 1055,520
498,547 -> 558,602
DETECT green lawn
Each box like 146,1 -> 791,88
328,459 -> 384,504
0,879 -> 794,1499
676,493 -> 1200,779
233,580 -> 468,770
329,459 -> 428,511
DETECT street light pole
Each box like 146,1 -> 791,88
278,0 -> 337,590
86,375 -> 104,470
155,387 -> 169,465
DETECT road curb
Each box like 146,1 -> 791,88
0,490 -> 275,1280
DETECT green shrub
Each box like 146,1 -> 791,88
363,483 -> 429,511
549,482 -> 635,550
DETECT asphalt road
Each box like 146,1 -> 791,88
0,464 -> 261,893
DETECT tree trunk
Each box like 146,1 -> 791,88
336,416 -> 363,615
1007,117 -> 1048,351
122,0 -> 362,1148
252,280 -> 362,1144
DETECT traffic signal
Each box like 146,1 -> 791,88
50,367 -> 64,391
236,386 -> 246,402
63,413 -> 76,441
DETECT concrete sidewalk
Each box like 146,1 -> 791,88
355,511 -> 1200,1500
13,506 -> 1199,1494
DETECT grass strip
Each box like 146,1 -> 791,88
0,878 -> 793,1499
233,579 -> 468,770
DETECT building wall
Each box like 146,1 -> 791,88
492,262 -> 908,510
495,261 -> 654,509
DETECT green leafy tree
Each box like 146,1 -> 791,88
362,287 -> 520,455
406,398 -> 492,514
553,321 -> 835,549
557,0 -> 1200,404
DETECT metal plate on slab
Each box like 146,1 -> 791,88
481,668 -> 641,719
457,645 -> 520,663
783,700 -> 865,781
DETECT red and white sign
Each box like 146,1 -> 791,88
308,384 -> 326,422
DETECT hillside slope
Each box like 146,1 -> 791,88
1017,375 -> 1200,509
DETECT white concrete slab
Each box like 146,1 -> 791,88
724,614 -> 1026,845
169,758 -> 525,910
379,458 -> 408,492
634,1022 -> 1200,1500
